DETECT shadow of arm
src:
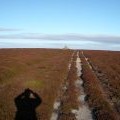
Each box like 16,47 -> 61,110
14,92 -> 25,105
32,92 -> 42,106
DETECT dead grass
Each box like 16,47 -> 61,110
59,52 -> 77,120
0,49 -> 119,120
0,48 -> 72,120
80,51 -> 119,120
83,50 -> 120,113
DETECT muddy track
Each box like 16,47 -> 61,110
71,51 -> 92,120
50,51 -> 76,120
51,51 -> 93,120
81,51 -> 120,119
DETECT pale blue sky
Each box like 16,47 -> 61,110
0,0 -> 120,50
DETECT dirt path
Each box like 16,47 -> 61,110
71,51 -> 93,120
44,50 -> 120,120
50,51 -> 75,120
50,51 -> 93,120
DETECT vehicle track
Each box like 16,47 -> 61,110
50,51 -> 76,120
71,51 -> 92,120
51,51 -> 93,120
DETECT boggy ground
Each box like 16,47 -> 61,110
80,50 -> 120,120
0,49 -> 120,120
58,51 -> 93,120
0,48 -> 72,120
83,50 -> 120,114
58,51 -> 77,120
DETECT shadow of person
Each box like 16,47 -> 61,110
14,88 -> 42,120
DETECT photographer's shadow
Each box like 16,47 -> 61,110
14,89 -> 42,120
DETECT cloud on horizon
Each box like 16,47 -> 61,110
0,33 -> 120,44
0,27 -> 20,32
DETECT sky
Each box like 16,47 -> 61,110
0,0 -> 120,50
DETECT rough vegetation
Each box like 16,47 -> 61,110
80,50 -> 120,120
0,49 -> 120,120
0,48 -> 72,120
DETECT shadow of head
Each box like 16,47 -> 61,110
14,88 -> 42,120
